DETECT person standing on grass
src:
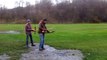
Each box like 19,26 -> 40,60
25,19 -> 35,48
38,19 -> 50,51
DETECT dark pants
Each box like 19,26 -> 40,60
26,34 -> 34,47
39,33 -> 45,49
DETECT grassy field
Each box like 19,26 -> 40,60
0,24 -> 107,60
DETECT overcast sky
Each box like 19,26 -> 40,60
0,0 -> 59,9
0,0 -> 72,9
0,0 -> 40,9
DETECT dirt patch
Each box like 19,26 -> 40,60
20,43 -> 84,60
0,54 -> 10,60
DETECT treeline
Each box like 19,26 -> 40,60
0,0 -> 107,23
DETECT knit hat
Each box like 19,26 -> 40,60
27,19 -> 31,22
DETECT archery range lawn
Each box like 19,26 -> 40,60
0,24 -> 107,60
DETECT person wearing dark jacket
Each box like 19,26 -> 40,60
38,19 -> 49,51
25,19 -> 35,48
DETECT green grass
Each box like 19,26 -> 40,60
0,24 -> 107,60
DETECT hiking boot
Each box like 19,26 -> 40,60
39,48 -> 45,51
42,48 -> 45,50
31,44 -> 35,46
39,49 -> 43,51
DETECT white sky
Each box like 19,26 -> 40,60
0,0 -> 38,9
0,0 -> 72,9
